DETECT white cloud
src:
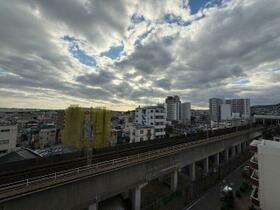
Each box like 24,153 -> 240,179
0,0 -> 280,110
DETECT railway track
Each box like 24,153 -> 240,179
0,125 -> 259,186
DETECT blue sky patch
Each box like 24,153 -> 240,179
0,68 -> 9,76
63,35 -> 78,42
134,28 -> 154,47
131,13 -> 145,24
272,67 -> 280,72
236,79 -> 250,85
189,0 -> 223,14
100,42 -> 124,60
164,13 -> 191,26
63,35 -> 96,67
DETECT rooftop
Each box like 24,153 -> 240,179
0,148 -> 41,164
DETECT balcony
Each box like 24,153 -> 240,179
154,125 -> 165,129
250,186 -> 260,207
242,165 -> 252,180
155,131 -> 165,136
250,155 -> 258,170
250,140 -> 262,153
250,169 -> 259,186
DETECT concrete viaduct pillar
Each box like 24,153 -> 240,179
203,157 -> 209,174
241,142 -> 245,152
231,146 -> 236,158
132,186 -> 141,210
214,152 -> 220,166
171,169 -> 178,192
131,183 -> 146,210
88,203 -> 98,210
237,144 -> 242,154
244,141 -> 248,150
190,162 -> 196,181
224,149 -> 229,161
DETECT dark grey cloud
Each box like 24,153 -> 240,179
117,40 -> 173,74
0,0 -> 280,109
25,0 -> 128,49
153,78 -> 172,90
76,70 -> 116,86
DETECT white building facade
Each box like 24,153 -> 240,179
180,102 -> 191,124
225,98 -> 251,119
209,98 -> 223,122
220,104 -> 232,121
249,139 -> 280,210
39,127 -> 56,147
135,105 -> 166,139
129,124 -> 155,143
165,96 -> 181,121
0,124 -> 17,156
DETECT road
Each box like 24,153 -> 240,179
185,161 -> 250,210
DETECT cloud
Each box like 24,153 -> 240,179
0,0 -> 280,110
117,38 -> 174,74
76,70 -> 116,86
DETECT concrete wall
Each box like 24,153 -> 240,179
0,130 -> 262,210
258,140 -> 280,210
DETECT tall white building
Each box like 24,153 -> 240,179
165,95 -> 181,121
135,105 -> 166,139
180,102 -> 191,124
209,98 -> 223,122
0,124 -> 17,156
220,104 -> 232,121
225,98 -> 251,119
249,139 -> 280,210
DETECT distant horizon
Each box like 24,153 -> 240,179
0,100 -> 278,112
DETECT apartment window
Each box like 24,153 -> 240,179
140,137 -> 144,142
0,129 -> 10,132
150,123 -> 153,125
150,116 -> 153,119
155,116 -> 163,119
140,130 -> 143,134
150,110 -> 154,113
0,140 -> 9,145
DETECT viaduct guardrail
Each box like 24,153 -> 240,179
0,127 -> 263,203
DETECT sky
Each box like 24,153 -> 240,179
0,0 -> 280,111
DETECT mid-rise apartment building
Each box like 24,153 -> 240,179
225,98 -> 251,119
180,102 -> 191,124
129,124 -> 155,143
0,123 -> 17,156
220,104 -> 232,121
209,98 -> 251,124
39,127 -> 56,147
135,105 -> 166,139
165,95 -> 181,121
249,139 -> 280,210
209,98 -> 223,122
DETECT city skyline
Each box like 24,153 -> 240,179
1,0 -> 280,111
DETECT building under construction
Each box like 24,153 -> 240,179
62,106 -> 112,149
